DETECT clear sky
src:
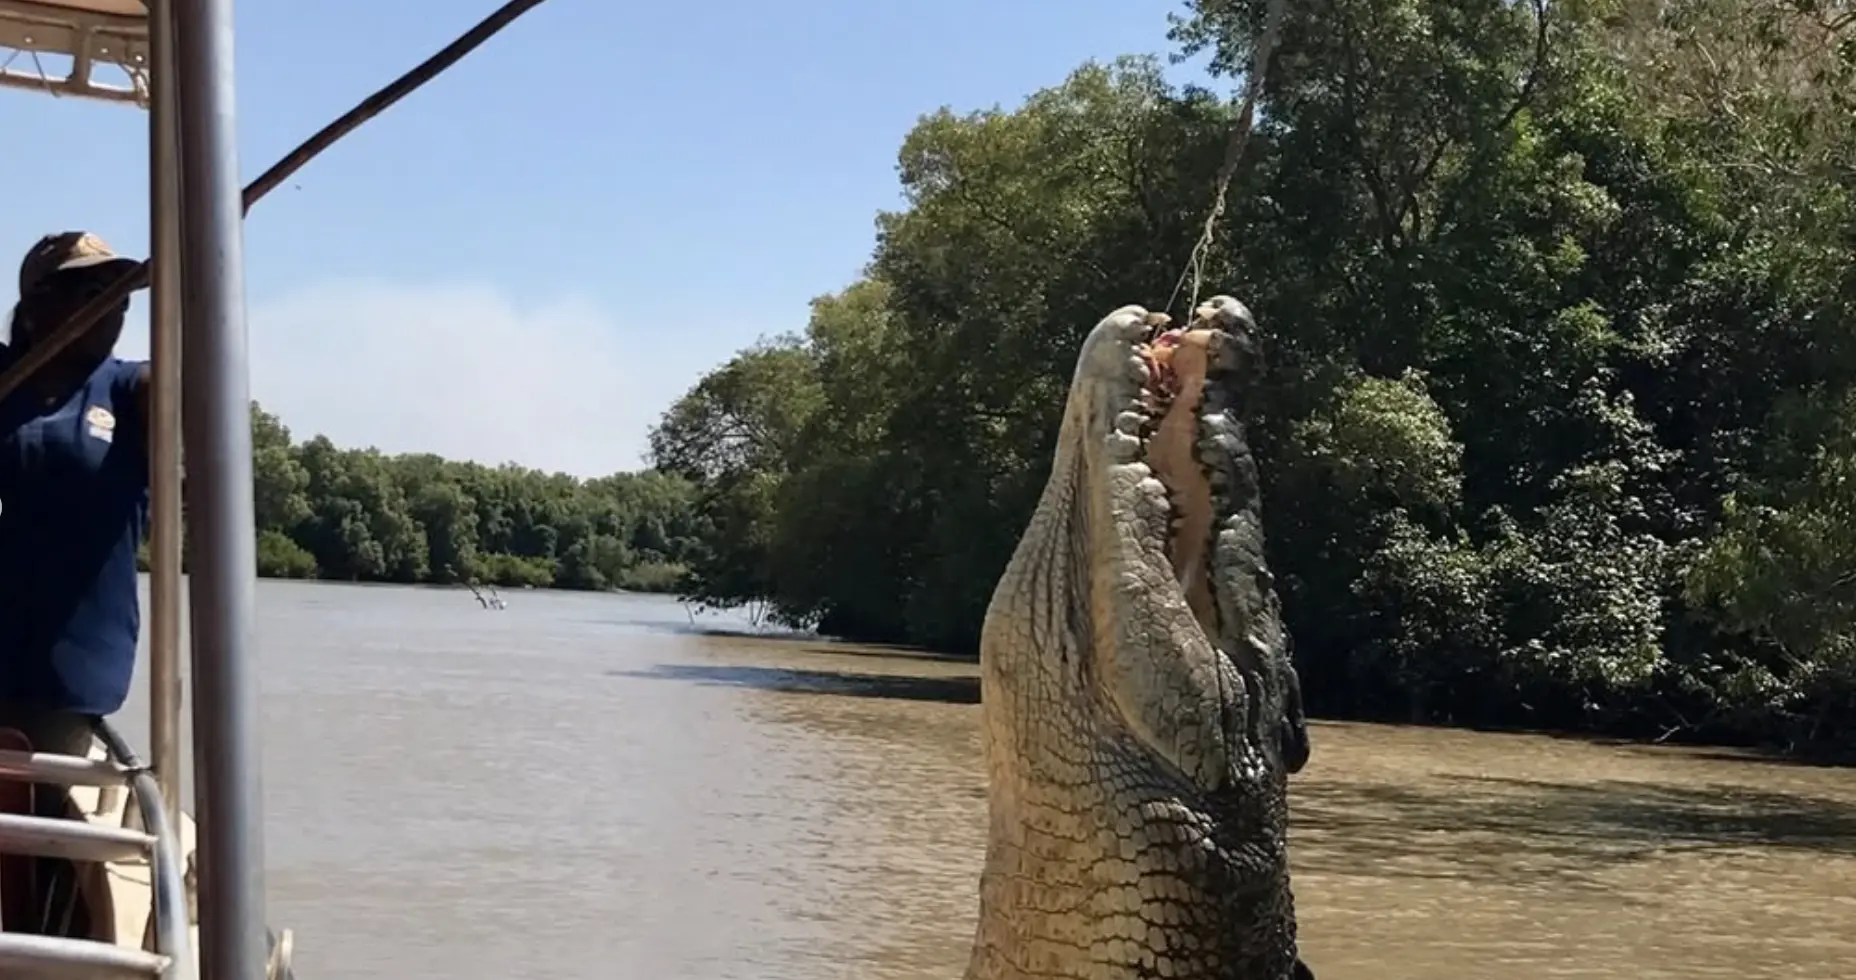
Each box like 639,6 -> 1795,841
0,0 -> 1209,476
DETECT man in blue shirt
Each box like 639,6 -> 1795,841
0,232 -> 150,764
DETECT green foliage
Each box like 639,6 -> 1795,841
255,530 -> 318,579
221,403 -> 700,594
477,553 -> 557,589
653,0 -> 1856,753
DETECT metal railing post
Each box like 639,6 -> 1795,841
146,0 -> 187,857
169,0 -> 269,976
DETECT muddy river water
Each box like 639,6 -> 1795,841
113,580 -> 1856,978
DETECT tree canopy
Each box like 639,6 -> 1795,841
651,0 -> 1856,752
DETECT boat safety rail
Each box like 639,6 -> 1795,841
0,719 -> 192,978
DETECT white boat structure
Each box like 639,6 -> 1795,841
0,2 -> 547,976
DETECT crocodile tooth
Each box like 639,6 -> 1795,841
1198,412 -> 1240,439
1106,431 -> 1144,463
1199,430 -> 1240,455
1106,305 -> 1154,343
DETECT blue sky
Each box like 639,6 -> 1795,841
0,0 -> 1209,476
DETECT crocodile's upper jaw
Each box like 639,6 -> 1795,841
969,297 -> 1309,980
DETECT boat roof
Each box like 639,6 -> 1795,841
0,0 -> 150,103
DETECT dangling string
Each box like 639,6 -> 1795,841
1165,0 -> 1289,318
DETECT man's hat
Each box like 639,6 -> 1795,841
18,231 -> 141,297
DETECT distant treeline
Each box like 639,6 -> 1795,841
139,403 -> 703,593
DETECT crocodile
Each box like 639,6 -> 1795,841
966,297 -> 1314,980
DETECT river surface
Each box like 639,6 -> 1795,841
112,579 -> 1856,979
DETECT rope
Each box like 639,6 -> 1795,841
1165,0 -> 1289,318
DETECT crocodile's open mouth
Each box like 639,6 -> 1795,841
1133,303 -> 1248,636
1062,296 -> 1301,786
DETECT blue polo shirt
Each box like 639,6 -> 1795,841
0,354 -> 148,715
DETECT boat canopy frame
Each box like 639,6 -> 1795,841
0,1 -> 149,104
0,3 -> 551,978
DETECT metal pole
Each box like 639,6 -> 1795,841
147,0 -> 188,855
170,0 -> 268,977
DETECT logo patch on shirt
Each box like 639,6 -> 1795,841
85,405 -> 115,443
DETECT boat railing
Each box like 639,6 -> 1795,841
0,720 -> 191,978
